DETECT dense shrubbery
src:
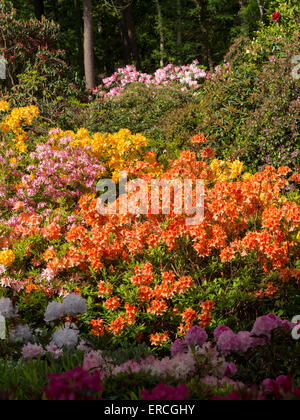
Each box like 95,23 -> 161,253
81,0 -> 299,170
0,2 -> 84,129
0,0 -> 299,401
0,99 -> 299,399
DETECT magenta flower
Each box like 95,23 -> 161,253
44,367 -> 103,400
141,383 -> 190,400
272,12 -> 281,22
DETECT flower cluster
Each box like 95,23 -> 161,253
44,367 -> 103,400
0,104 -> 39,153
44,294 -> 87,323
93,61 -> 206,98
215,314 -> 294,355
213,375 -> 300,400
0,297 -> 15,318
0,250 -> 15,267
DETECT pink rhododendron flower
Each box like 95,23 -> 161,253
251,314 -> 282,338
185,326 -> 208,346
217,330 -> 241,354
171,339 -> 188,357
214,325 -> 232,342
22,343 -> 45,359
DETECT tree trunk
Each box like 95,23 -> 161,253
120,2 -> 140,68
191,0 -> 214,71
120,9 -> 131,64
51,0 -> 58,21
33,0 -> 45,20
75,0 -> 84,77
238,0 -> 248,34
154,0 -> 164,67
176,0 -> 182,63
256,0 -> 264,21
83,0 -> 95,90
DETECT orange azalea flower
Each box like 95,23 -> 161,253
150,332 -> 169,346
131,262 -> 154,286
25,283 -> 39,294
265,282 -> 279,297
201,148 -> 215,159
104,296 -> 120,311
98,281 -> 113,297
175,276 -> 193,294
254,289 -> 265,299
191,134 -> 207,145
199,312 -> 212,328
177,323 -> 193,335
201,300 -> 215,312
181,308 -> 198,325
277,166 -> 292,176
43,247 -> 57,262
147,299 -> 167,315
125,303 -> 138,324
138,286 -> 153,302
290,173 -> 300,183
41,223 -> 61,241
109,315 -> 126,335
90,318 -> 105,337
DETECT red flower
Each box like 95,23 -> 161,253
272,12 -> 281,22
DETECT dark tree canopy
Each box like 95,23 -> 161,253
6,0 -> 274,84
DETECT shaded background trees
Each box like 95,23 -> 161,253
7,0 -> 274,85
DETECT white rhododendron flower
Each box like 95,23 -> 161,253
52,323 -> 79,349
62,294 -> 87,317
9,324 -> 33,343
0,297 -> 15,318
44,301 -> 64,323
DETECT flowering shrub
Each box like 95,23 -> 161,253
0,101 -> 299,350
93,61 -> 206,98
44,367 -> 103,400
213,375 -> 300,400
0,83 -> 299,400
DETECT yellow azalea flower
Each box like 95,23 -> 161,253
0,122 -> 10,133
242,172 -> 252,180
296,231 -> 300,242
76,128 -> 90,140
260,193 -> 265,201
15,141 -> 27,153
15,182 -> 25,190
230,160 -> 244,178
112,171 -> 120,183
9,158 -> 17,165
279,196 -> 287,204
0,101 -> 10,112
15,134 -> 28,143
0,249 -> 15,267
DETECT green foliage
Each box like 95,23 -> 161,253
234,328 -> 300,385
102,370 -> 161,400
0,353 -> 84,400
